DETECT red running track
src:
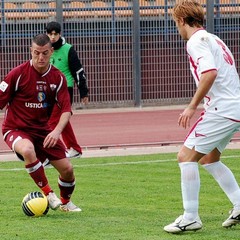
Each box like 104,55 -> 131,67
0,106 -> 239,152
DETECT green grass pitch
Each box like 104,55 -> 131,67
0,149 -> 240,239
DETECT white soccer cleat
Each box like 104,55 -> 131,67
59,201 -> 82,212
46,192 -> 62,210
164,215 -> 202,233
66,148 -> 82,158
222,209 -> 240,228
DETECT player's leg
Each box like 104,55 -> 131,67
164,145 -> 204,233
4,130 -> 61,210
164,113 -> 240,232
200,137 -> 240,227
50,158 -> 81,212
181,113 -> 240,226
164,112 -> 218,233
61,121 -> 82,157
48,100 -> 82,158
45,139 -> 81,212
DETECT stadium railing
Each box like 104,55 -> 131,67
0,0 -> 240,108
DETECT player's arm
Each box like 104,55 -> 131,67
43,111 -> 71,148
178,70 -> 217,129
68,47 -> 89,102
0,80 -> 10,109
44,74 -> 72,148
188,70 -> 217,110
0,70 -> 19,109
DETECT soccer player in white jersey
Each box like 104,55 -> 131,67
0,34 -> 81,212
164,0 -> 240,233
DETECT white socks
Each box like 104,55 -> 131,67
179,160 -> 240,221
179,162 -> 200,221
202,161 -> 240,210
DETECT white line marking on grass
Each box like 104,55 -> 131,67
0,155 -> 239,172
0,168 -> 25,172
74,154 -> 240,167
75,159 -> 177,168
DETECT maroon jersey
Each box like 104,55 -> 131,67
0,60 -> 71,134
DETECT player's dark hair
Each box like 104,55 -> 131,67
32,34 -> 52,47
45,21 -> 61,34
172,0 -> 204,28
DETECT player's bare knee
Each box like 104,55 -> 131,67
177,150 -> 186,163
20,146 -> 36,160
59,164 -> 74,180
15,140 -> 35,160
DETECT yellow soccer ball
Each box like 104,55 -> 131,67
22,191 -> 49,217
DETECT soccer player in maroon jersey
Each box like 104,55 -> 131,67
0,34 -> 81,212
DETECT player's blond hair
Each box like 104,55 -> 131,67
172,0 -> 204,27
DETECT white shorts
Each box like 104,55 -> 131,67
184,111 -> 240,154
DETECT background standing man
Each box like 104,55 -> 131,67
46,21 -> 89,158
164,0 -> 240,233
0,34 -> 81,212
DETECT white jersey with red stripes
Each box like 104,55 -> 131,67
187,29 -> 240,120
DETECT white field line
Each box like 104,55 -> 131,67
0,155 -> 239,172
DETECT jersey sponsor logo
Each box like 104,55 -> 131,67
25,102 -> 48,108
0,81 -> 8,92
38,92 -> 46,102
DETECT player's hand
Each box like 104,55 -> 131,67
43,130 -> 61,148
178,106 -> 196,129
81,96 -> 89,105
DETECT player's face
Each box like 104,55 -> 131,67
47,31 -> 61,43
31,42 -> 53,74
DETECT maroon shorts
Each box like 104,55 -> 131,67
4,129 -> 67,162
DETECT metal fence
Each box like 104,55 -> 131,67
0,0 -> 240,109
